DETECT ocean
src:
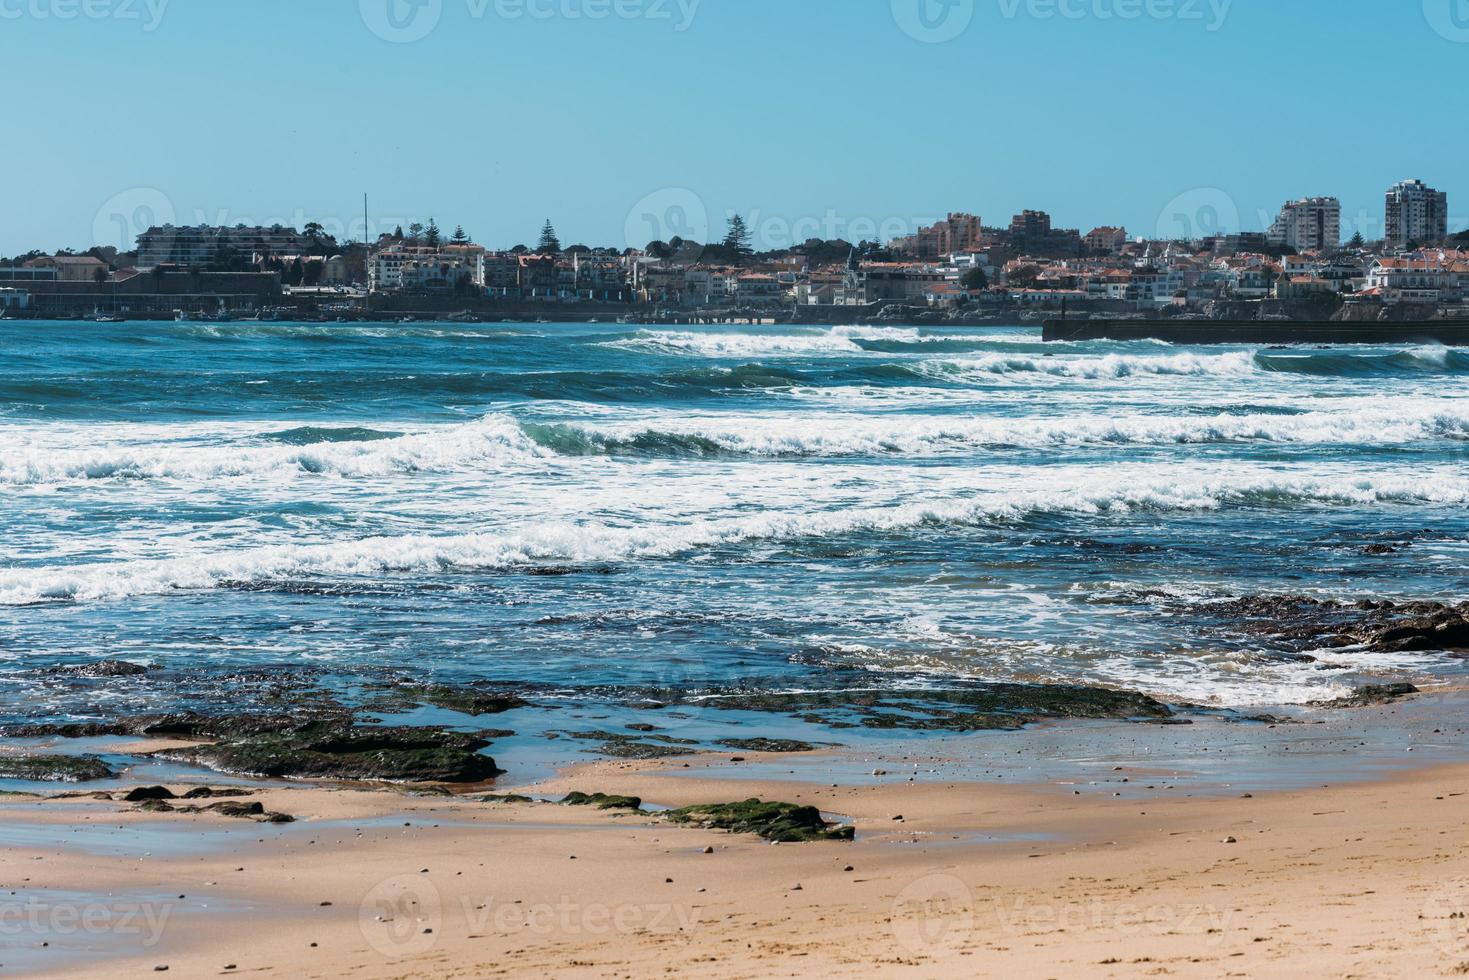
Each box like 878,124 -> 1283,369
1,320 -> 1466,734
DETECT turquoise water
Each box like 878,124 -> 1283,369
0,320 -> 1466,727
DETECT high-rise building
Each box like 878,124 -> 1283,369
1267,197 -> 1341,252
1385,179 -> 1448,247
890,213 -> 983,259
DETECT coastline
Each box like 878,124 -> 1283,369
6,694 -> 1469,978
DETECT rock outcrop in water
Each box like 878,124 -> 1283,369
156,726 -> 503,783
1209,596 -> 1469,655
47,660 -> 152,678
687,683 -> 1174,732
0,754 -> 114,782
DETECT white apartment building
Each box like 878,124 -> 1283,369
1267,197 -> 1341,253
1385,179 -> 1449,247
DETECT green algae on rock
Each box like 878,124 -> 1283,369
562,792 -> 643,811
664,799 -> 854,843
156,726 -> 503,783
0,754 -> 114,782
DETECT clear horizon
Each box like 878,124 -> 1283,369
4,0 -> 1467,257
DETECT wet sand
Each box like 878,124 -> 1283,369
4,703 -> 1469,978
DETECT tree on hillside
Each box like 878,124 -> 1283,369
962,267 -> 988,290
407,222 -> 425,245
425,219 -> 442,249
1347,230 -> 1365,250
1007,264 -> 1041,288
303,221 -> 326,247
723,214 -> 753,258
538,220 -> 562,254
451,225 -> 470,245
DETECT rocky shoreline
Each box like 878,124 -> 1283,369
1,594 -> 1463,793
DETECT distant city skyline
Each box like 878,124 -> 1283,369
4,0 -> 1468,256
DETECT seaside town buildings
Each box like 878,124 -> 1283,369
4,178 -> 1465,320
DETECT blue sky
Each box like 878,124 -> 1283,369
3,0 -> 1466,255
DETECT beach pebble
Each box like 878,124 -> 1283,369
702,846 -> 714,854
791,884 -> 803,891
1225,836 -> 1238,844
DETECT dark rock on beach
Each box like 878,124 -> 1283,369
156,726 -> 503,783
1313,683 -> 1421,708
0,754 -> 114,782
560,729 -> 702,759
665,799 -> 854,843
591,740 -> 700,760
561,792 -> 643,811
715,738 -> 820,753
181,786 -> 253,799
124,786 -> 177,802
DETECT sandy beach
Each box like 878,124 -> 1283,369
4,715 -> 1469,979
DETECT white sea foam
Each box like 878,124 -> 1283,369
553,400 -> 1469,456
6,468 -> 1466,605
0,416 -> 551,485
600,329 -> 867,357
918,350 -> 1261,381
5,398 -> 1465,487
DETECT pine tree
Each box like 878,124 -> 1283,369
425,218 -> 442,249
723,214 -> 753,258
407,222 -> 424,244
451,225 -> 469,245
1347,230 -> 1365,250
538,220 -> 561,254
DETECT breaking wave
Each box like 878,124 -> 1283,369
6,469 -> 1467,604
5,398 -> 1467,485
